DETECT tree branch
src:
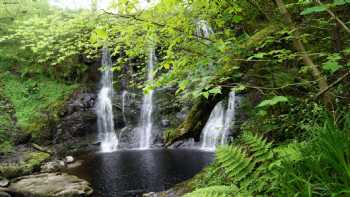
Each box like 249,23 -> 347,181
316,0 -> 350,34
315,71 -> 350,98
102,10 -> 214,42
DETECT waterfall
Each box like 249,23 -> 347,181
138,48 -> 155,149
200,101 -> 225,151
221,92 -> 236,145
121,90 -> 128,124
96,47 -> 118,152
196,20 -> 214,38
201,92 -> 236,151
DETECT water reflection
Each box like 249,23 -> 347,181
67,149 -> 214,197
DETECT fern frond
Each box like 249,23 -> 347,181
241,132 -> 273,163
183,185 -> 238,197
216,146 -> 256,183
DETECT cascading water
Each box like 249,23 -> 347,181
221,92 -> 236,144
96,47 -> 119,152
201,92 -> 236,151
200,101 -> 225,151
137,48 -> 155,149
121,90 -> 128,124
196,20 -> 214,39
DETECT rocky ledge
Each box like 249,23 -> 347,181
2,173 -> 93,197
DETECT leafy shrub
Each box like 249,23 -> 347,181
188,131 -> 276,196
189,114 -> 350,196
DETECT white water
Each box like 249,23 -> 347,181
96,48 -> 118,152
196,20 -> 214,39
138,48 -> 155,149
121,90 -> 128,124
221,92 -> 236,144
201,92 -> 236,151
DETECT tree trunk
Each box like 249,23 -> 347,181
165,95 -> 223,147
274,0 -> 333,107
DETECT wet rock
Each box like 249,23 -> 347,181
161,119 -> 170,127
64,156 -> 74,164
0,178 -> 9,187
40,161 -> 65,173
0,192 -> 11,197
66,160 -> 82,169
92,141 -> 101,146
54,90 -> 97,145
9,173 -> 93,197
12,132 -> 32,146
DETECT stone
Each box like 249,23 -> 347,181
40,161 -> 65,173
0,178 -> 9,187
92,141 -> 101,146
9,173 -> 93,197
64,156 -> 74,164
161,119 -> 170,127
0,192 -> 11,197
66,160 -> 82,169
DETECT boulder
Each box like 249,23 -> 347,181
0,192 -> 11,197
40,161 -> 65,173
9,173 -> 93,197
64,156 -> 74,164
0,178 -> 9,187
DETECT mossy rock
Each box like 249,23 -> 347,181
0,152 -> 50,178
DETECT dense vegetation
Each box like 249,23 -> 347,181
1,0 -> 350,196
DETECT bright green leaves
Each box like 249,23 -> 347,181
301,5 -> 327,15
90,28 -> 108,44
176,79 -> 190,95
6,11 -> 99,70
334,0 -> 350,5
257,96 -> 289,108
301,0 -> 350,15
201,87 -> 222,99
322,53 -> 343,73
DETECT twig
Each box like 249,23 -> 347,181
102,10 -> 214,42
315,71 -> 350,98
316,0 -> 350,34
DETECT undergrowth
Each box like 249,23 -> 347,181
0,69 -> 79,139
187,114 -> 350,196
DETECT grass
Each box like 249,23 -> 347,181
0,69 -> 79,139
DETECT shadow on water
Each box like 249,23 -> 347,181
66,149 -> 214,197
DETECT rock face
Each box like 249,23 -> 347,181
9,173 -> 93,197
52,91 -> 99,155
55,91 -> 97,142
112,87 -> 189,148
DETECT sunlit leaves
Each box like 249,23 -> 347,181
301,5 -> 327,15
301,0 -> 350,15
322,53 -> 343,73
257,96 -> 289,108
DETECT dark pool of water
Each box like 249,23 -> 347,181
66,149 -> 214,197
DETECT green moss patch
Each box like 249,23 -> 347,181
0,152 -> 50,178
0,71 -> 79,138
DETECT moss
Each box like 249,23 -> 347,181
0,71 -> 79,138
0,152 -> 50,178
164,128 -> 177,143
0,141 -> 13,154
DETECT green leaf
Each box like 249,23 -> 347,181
257,96 -> 289,108
322,53 -> 343,73
301,5 -> 327,15
208,87 -> 222,95
202,91 -> 210,99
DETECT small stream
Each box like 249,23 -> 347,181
66,149 -> 214,197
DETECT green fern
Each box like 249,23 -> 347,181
213,132 -> 275,194
241,132 -> 273,163
183,185 -> 238,197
